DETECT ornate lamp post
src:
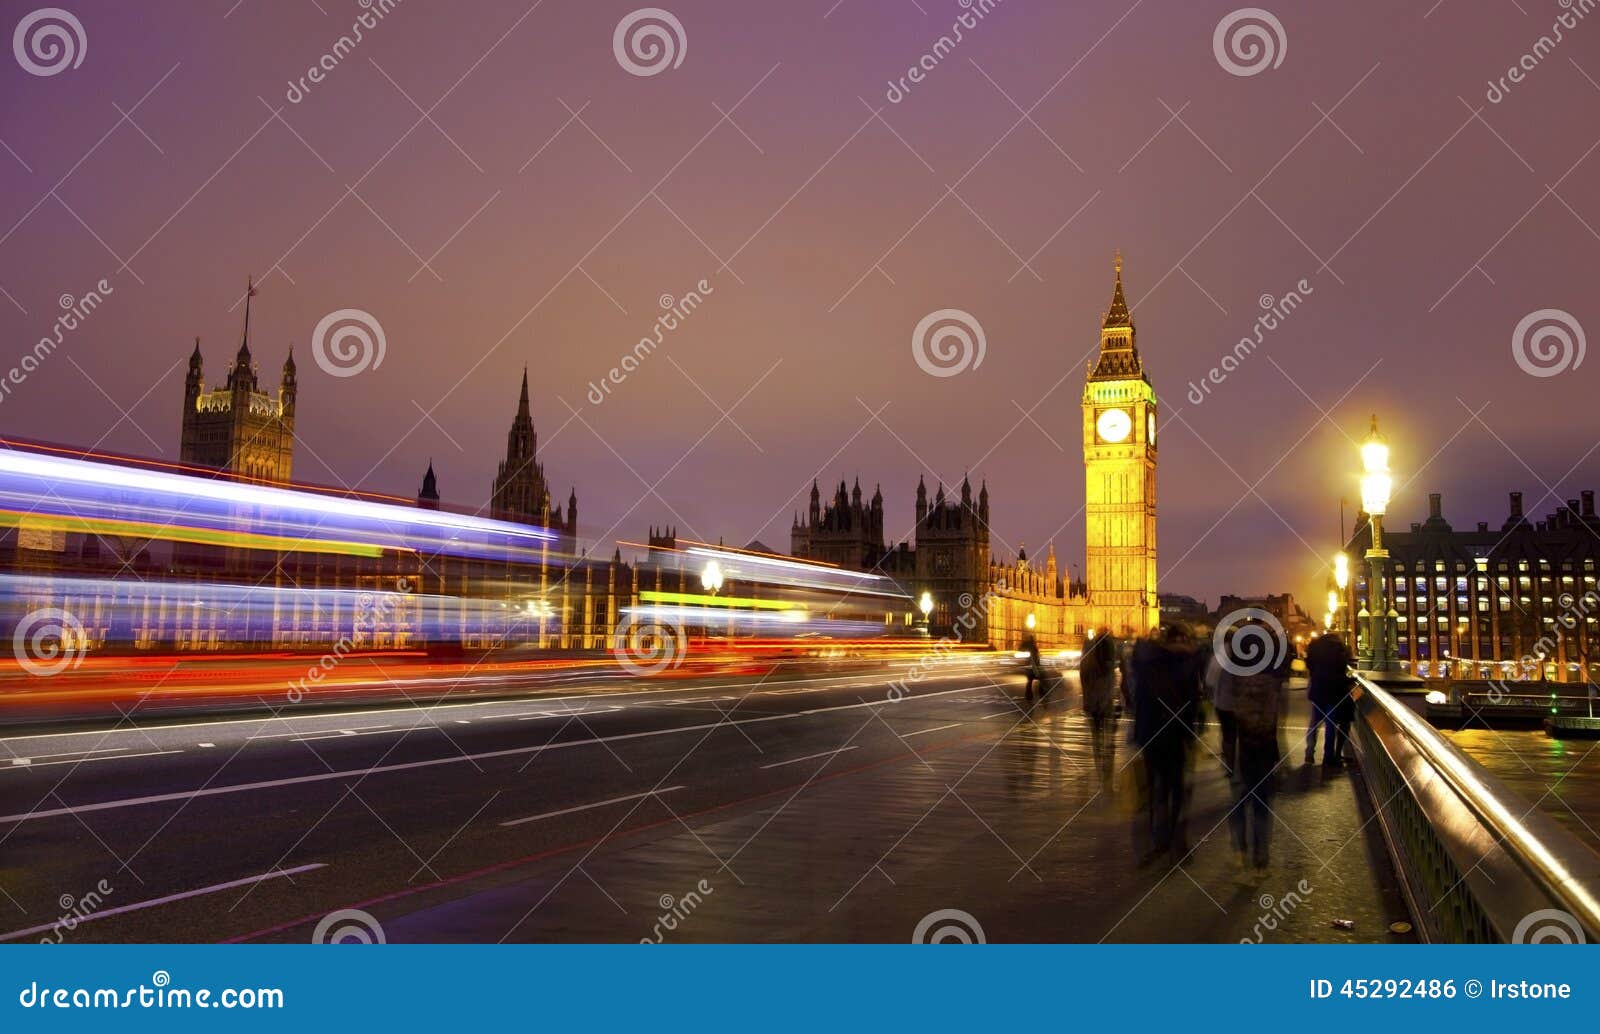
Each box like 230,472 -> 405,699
1358,416 -> 1400,674
918,590 -> 934,633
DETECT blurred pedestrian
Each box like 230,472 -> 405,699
1203,628 -> 1237,777
1227,625 -> 1293,870
1021,632 -> 1045,703
1303,632 -> 1354,768
1128,624 -> 1202,867
1079,631 -> 1119,788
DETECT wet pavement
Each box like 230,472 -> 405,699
338,678 -> 1413,943
1446,725 -> 1600,857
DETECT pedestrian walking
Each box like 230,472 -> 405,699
1227,626 -> 1292,870
1303,632 -> 1354,768
1020,632 -> 1045,703
1128,624 -> 1202,867
1079,631 -> 1119,788
1203,629 -> 1237,777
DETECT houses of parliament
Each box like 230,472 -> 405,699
3,258 -> 1159,653
790,254 -> 1160,648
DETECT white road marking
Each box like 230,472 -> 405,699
0,685 -> 980,825
499,786 -> 686,827
2,749 -> 183,770
0,863 -> 327,943
902,723 -> 963,737
4,747 -> 133,762
248,724 -> 392,742
759,746 -> 859,769
10,758 -> 29,767
980,711 -> 1017,720
197,742 -> 215,748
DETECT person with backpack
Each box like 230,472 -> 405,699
1079,631 -> 1119,788
1226,623 -> 1294,870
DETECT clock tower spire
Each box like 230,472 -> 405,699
1082,252 -> 1158,636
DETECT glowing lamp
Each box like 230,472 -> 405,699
1359,416 -> 1392,515
1327,589 -> 1339,616
1334,552 -> 1349,589
919,591 -> 933,618
1025,612 -> 1036,630
700,559 -> 724,593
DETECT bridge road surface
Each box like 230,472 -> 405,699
0,666 -> 1411,943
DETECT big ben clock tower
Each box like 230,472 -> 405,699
1082,253 -> 1158,635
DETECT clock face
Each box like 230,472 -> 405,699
1096,407 -> 1132,443
1147,411 -> 1156,445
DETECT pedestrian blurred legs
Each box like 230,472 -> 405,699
1304,703 -> 1335,764
1215,708 -> 1237,776
1140,739 -> 1189,866
1230,733 -> 1278,869
1088,711 -> 1116,788
1331,709 -> 1353,766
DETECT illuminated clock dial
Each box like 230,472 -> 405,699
1096,407 -> 1132,443
1147,411 -> 1156,445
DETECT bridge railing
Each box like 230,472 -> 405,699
1351,672 -> 1600,943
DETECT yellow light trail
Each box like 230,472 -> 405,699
0,510 -> 387,558
639,589 -> 797,611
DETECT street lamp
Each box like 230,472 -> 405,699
701,559 -> 726,638
1025,612 -> 1036,630
919,590 -> 933,626
1333,551 -> 1351,644
1358,415 -> 1400,674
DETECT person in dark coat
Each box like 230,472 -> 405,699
1128,624 -> 1202,866
1227,628 -> 1292,870
1079,631 -> 1119,787
1303,632 -> 1354,768
1021,633 -> 1045,703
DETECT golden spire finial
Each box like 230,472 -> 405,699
1113,249 -> 1122,278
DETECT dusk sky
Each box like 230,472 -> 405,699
2,0 -> 1597,605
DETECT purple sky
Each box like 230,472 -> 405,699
2,0 -> 1597,606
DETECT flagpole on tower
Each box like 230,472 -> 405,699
242,275 -> 257,349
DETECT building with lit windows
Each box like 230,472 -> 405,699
1339,490 -> 1600,683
